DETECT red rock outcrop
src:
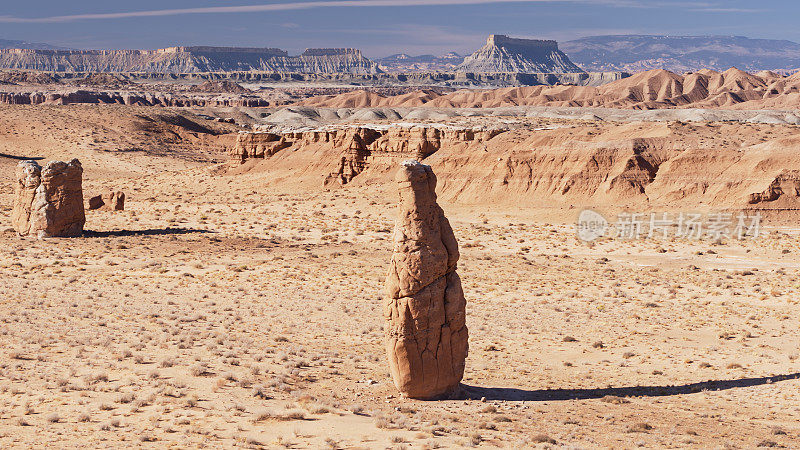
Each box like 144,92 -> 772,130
229,133 -> 293,164
227,122 -> 800,216
12,159 -> 85,238
230,126 -> 505,187
383,160 -> 468,399
87,191 -> 125,211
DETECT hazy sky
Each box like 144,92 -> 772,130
0,0 -> 795,57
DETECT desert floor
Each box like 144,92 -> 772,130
1,104 -> 799,448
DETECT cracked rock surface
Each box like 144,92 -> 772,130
12,159 -> 85,238
384,160 -> 468,399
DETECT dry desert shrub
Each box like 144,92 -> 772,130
283,409 -> 306,420
601,395 -> 630,404
375,415 -> 392,429
252,408 -> 305,423
470,432 -> 483,445
627,422 -> 654,433
117,392 -> 136,404
531,433 -> 556,444
348,404 -> 366,415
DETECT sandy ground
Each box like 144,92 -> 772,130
1,104 -> 800,448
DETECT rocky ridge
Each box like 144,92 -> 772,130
0,46 -> 382,74
297,68 -> 800,110
562,35 -> 800,73
228,121 -> 800,215
229,125 -> 505,186
377,52 -> 464,72
0,69 -> 626,88
0,90 -> 271,107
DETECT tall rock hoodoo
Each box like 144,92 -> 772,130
12,159 -> 85,238
457,34 -> 584,73
384,160 -> 468,399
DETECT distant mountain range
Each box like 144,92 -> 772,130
379,35 -> 800,74
561,35 -> 800,73
376,52 -> 463,72
0,39 -> 68,51
4,35 -> 800,75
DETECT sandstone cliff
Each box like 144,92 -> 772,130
0,47 -> 382,74
229,125 -> 504,187
227,122 -> 800,215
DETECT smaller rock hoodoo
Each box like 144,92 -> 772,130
88,191 -> 125,211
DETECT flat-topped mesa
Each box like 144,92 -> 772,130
158,46 -> 289,57
486,34 -> 559,51
286,49 -> 382,74
458,34 -> 585,74
0,46 -> 381,74
301,48 -> 362,57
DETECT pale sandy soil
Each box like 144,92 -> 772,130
0,104 -> 799,448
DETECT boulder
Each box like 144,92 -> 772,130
87,195 -> 105,210
12,159 -> 85,238
88,191 -> 125,211
384,160 -> 468,399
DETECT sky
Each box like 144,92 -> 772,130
0,0 -> 797,57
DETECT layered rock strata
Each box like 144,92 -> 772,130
229,126 -> 505,185
0,47 -> 381,74
457,35 -> 585,74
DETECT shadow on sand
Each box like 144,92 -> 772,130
83,228 -> 212,238
462,372 -> 800,401
0,153 -> 44,161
